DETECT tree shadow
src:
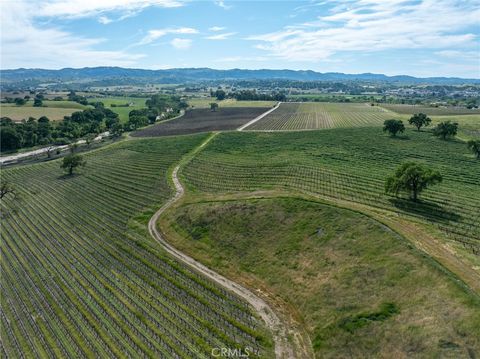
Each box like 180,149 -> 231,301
387,135 -> 410,140
57,173 -> 79,180
388,197 -> 461,223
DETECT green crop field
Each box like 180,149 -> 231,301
381,104 -> 480,116
0,135 -> 271,358
246,103 -> 393,131
188,97 -> 276,109
90,97 -> 149,123
182,129 -> 480,253
41,100 -> 91,109
163,198 -> 480,358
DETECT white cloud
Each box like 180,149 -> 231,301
171,38 -> 192,49
205,32 -> 236,40
209,26 -> 226,32
248,0 -> 480,62
214,0 -> 231,10
0,0 -> 145,69
138,27 -> 198,45
37,0 -> 183,18
98,16 -> 113,24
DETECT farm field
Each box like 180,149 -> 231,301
182,129 -> 480,258
0,101 -> 89,121
188,97 -> 276,109
287,94 -> 384,101
0,135 -> 271,358
133,107 -> 269,137
161,198 -> 480,358
246,102 -> 393,131
381,104 -> 480,116
90,96 -> 149,123
41,100 -> 91,109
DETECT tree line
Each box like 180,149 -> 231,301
210,89 -> 286,102
0,103 -> 119,152
125,94 -> 188,130
0,94 -> 187,152
382,113 -> 461,140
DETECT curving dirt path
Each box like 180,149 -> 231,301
148,135 -> 296,358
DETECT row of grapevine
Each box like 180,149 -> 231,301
182,129 -> 480,253
1,134 -> 271,358
246,103 -> 393,131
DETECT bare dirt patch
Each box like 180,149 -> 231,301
132,107 -> 269,137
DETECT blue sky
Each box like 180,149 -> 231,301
1,0 -> 479,77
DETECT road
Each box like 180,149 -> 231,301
0,132 -> 109,165
147,135 -> 296,358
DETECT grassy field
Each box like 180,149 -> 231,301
381,104 -> 480,116
133,107 -> 269,137
162,197 -> 480,358
182,129 -> 480,254
1,97 -> 148,123
90,96 -> 149,123
246,103 -> 393,131
41,100 -> 91,109
0,135 -> 271,358
0,101 -> 89,121
188,97 -> 276,109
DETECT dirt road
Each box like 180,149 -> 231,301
148,135 -> 296,358
237,102 -> 281,131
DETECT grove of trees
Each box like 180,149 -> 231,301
229,90 -> 286,102
209,88 -> 286,102
1,94 -> 187,152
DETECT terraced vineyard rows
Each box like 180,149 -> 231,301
183,129 -> 480,253
246,103 -> 393,131
0,135 -> 271,358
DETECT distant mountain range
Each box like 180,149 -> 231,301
1,67 -> 479,85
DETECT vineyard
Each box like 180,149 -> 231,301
182,128 -> 480,254
0,135 -> 271,358
381,104 -> 480,116
132,107 -> 269,137
187,98 -> 276,109
245,103 -> 393,131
